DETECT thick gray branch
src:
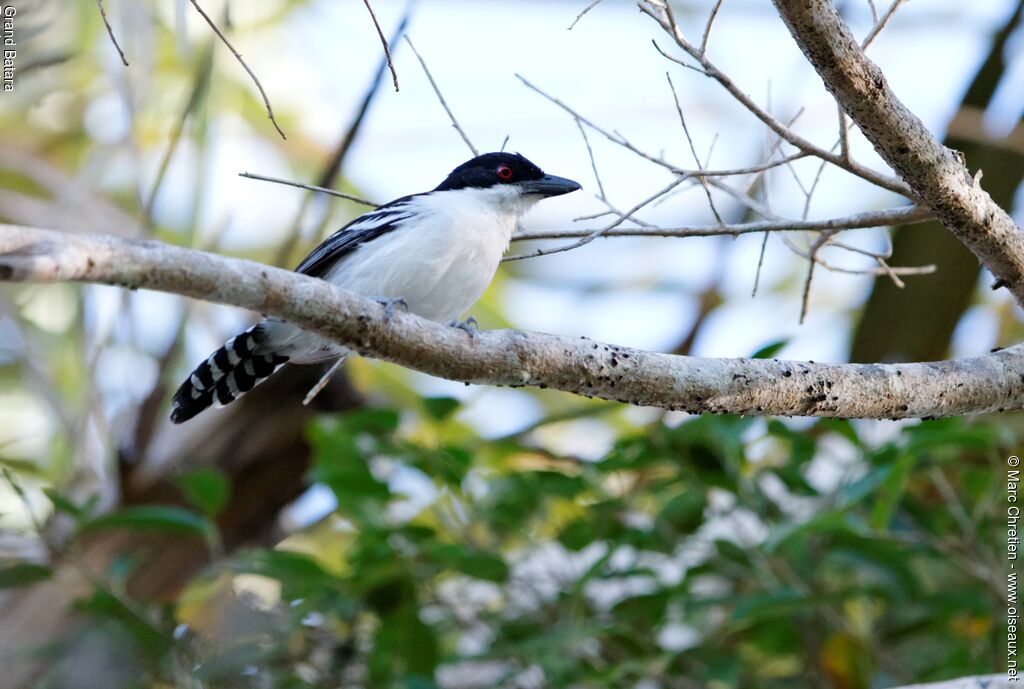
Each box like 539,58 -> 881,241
1,225 -> 1022,419
772,0 -> 1024,304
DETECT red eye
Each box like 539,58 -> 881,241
497,164 -> 514,181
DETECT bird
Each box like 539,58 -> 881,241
169,152 -> 581,424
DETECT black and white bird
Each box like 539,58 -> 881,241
170,152 -> 581,424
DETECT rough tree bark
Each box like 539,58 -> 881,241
852,0 -> 1024,363
2,225 -> 1023,419
771,0 -> 1024,304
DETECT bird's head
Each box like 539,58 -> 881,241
434,152 -> 581,210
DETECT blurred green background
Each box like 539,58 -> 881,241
0,1 -> 1020,687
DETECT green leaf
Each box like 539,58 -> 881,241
308,417 -> 391,523
657,490 -> 707,535
45,489 -> 89,520
237,549 -> 340,600
558,519 -> 596,551
0,562 -> 52,589
430,544 -> 509,582
416,445 -> 471,486
175,468 -> 230,518
83,506 -> 213,538
0,457 -> 46,478
714,538 -> 752,567
750,339 -> 789,359
73,587 -> 170,655
337,408 -> 401,435
729,588 -> 810,624
422,396 -> 460,421
870,452 -> 917,529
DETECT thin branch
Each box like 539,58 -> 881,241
666,73 -> 724,225
143,42 -> 215,227
518,73 -> 814,184
837,103 -> 851,162
802,155 -> 832,219
519,73 -> 685,174
638,2 -> 913,197
95,0 -> 129,66
568,0 -> 605,30
188,0 -> 287,140
271,7 -> 410,266
303,358 -> 345,406
575,118 -> 607,202
2,225 -> 1021,419
752,231 -> 770,297
503,177 -> 687,261
361,0 -> 399,91
700,0 -> 726,56
861,0 -> 908,49
866,0 -> 879,23
799,231 -> 831,323
406,36 -> 479,156
239,171 -> 376,207
511,204 -> 932,242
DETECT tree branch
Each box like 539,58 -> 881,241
189,0 -> 287,140
771,0 -> 1024,305
512,204 -> 931,241
2,225 -> 1022,420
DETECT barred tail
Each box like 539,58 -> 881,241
170,324 -> 288,424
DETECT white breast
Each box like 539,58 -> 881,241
323,187 -> 528,323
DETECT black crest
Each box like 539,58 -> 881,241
434,152 -> 545,192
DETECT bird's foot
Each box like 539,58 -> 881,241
375,297 -> 408,322
450,316 -> 479,338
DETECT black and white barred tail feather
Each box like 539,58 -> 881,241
170,324 -> 288,424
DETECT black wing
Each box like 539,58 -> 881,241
295,194 -> 421,278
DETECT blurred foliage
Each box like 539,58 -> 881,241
3,405 -> 1009,689
0,2 -> 1018,688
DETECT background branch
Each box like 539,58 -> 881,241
188,0 -> 287,140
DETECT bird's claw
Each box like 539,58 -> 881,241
375,297 -> 408,322
451,316 -> 479,337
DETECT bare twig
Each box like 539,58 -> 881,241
799,231 -> 831,322
837,104 -> 851,162
188,0 -> 287,140
666,73 -> 724,225
700,0 -> 726,56
239,171 -> 376,207
362,0 -> 400,91
95,0 -> 129,66
2,224 -> 1021,420
143,42 -> 215,228
638,2 -> 913,197
519,74 -> 812,183
861,0 -> 908,49
512,204 -> 932,242
406,36 -> 479,156
303,358 -> 346,406
504,177 -> 688,261
575,118 -> 607,202
752,231 -> 770,297
568,0 -> 605,30
866,0 -> 879,23
271,8 -> 410,266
